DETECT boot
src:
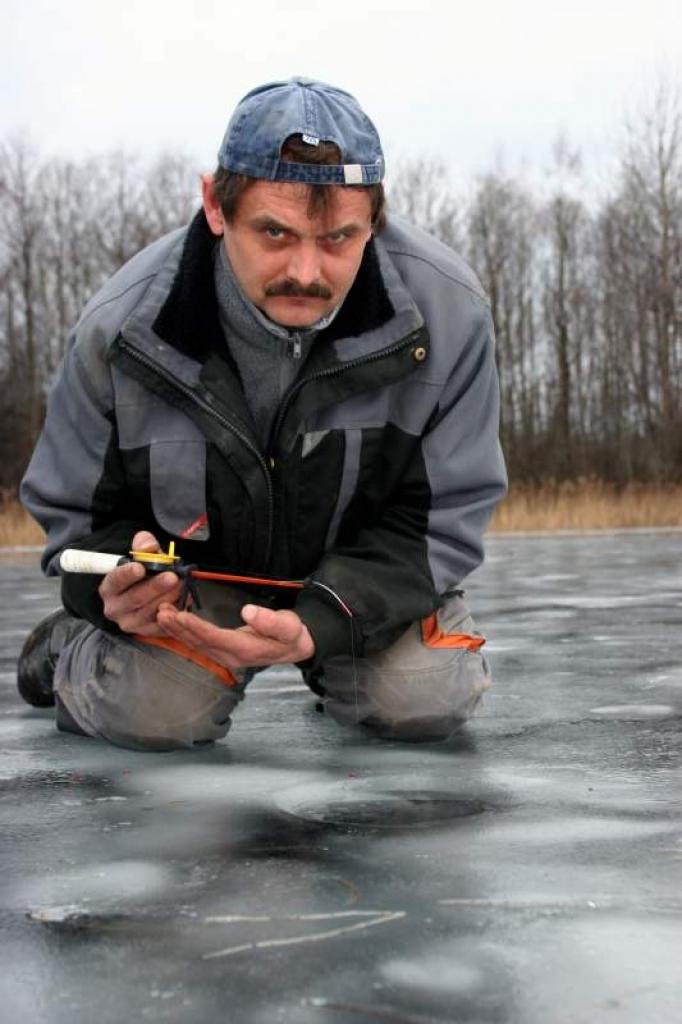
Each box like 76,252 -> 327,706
16,608 -> 85,708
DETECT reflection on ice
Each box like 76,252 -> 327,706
589,704 -> 679,720
21,859 -> 173,910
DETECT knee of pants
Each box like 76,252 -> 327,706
54,626 -> 246,752
316,592 -> 491,742
320,649 -> 491,742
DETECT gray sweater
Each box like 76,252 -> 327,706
213,244 -> 338,450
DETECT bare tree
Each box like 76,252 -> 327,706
388,159 -> 461,249
468,172 -> 541,478
0,138 -> 47,479
597,79 -> 682,479
0,141 -> 200,490
540,140 -> 596,478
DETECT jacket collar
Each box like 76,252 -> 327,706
120,210 -> 424,379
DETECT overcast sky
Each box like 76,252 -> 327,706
3,0 -> 680,189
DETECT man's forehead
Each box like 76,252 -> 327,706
235,179 -> 372,226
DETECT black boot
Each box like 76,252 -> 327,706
16,608 -> 85,708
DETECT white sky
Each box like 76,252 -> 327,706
3,0 -> 681,188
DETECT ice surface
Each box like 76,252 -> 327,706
1,533 -> 681,1023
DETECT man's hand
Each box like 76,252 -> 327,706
98,531 -> 183,636
156,602 -> 315,669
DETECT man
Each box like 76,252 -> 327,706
19,78 -> 507,750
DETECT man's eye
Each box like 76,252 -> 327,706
265,226 -> 285,239
325,231 -> 347,244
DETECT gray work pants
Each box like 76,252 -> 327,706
54,586 -> 490,751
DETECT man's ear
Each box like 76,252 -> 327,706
201,173 -> 224,235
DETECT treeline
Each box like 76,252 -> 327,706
391,85 -> 682,484
0,147 -> 199,488
1,84 -> 681,490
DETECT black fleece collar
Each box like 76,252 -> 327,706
152,210 -> 395,361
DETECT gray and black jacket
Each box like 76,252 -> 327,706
21,210 -> 507,665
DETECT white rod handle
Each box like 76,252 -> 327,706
60,550 -> 127,575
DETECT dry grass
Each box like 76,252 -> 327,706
491,480 -> 682,532
0,497 -> 45,547
1,481 -> 681,548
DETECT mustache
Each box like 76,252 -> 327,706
264,279 -> 333,300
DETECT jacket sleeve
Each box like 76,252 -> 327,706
20,341 -> 149,633
295,305 -> 507,666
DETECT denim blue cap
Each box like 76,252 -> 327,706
217,77 -> 385,185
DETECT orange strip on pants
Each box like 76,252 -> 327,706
133,634 -> 238,688
420,613 -> 486,651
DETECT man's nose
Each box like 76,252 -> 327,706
286,241 -> 321,287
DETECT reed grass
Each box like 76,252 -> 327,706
0,497 -> 45,547
491,480 -> 682,532
1,481 -> 681,547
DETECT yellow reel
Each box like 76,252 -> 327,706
128,541 -> 181,569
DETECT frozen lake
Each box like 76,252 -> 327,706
1,534 -> 681,1023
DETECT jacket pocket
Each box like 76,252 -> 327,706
149,439 -> 210,540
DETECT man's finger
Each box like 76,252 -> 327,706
157,607 -> 229,647
99,559 -> 147,599
173,605 -> 302,650
101,564 -> 178,601
119,603 -> 170,635
117,579 -> 183,633
101,571 -> 180,627
157,608 -> 281,666
158,606 -> 261,650
157,604 -> 313,666
240,604 -> 302,644
131,531 -> 162,553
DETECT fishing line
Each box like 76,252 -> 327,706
307,579 -> 360,725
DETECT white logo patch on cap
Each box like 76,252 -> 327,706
343,164 -> 363,184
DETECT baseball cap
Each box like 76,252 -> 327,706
217,77 -> 385,185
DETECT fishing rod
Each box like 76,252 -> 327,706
59,543 -> 353,616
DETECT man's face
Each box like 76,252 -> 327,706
219,181 -> 373,329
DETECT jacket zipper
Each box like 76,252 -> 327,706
288,334 -> 302,359
269,330 -> 424,456
116,337 -> 275,567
